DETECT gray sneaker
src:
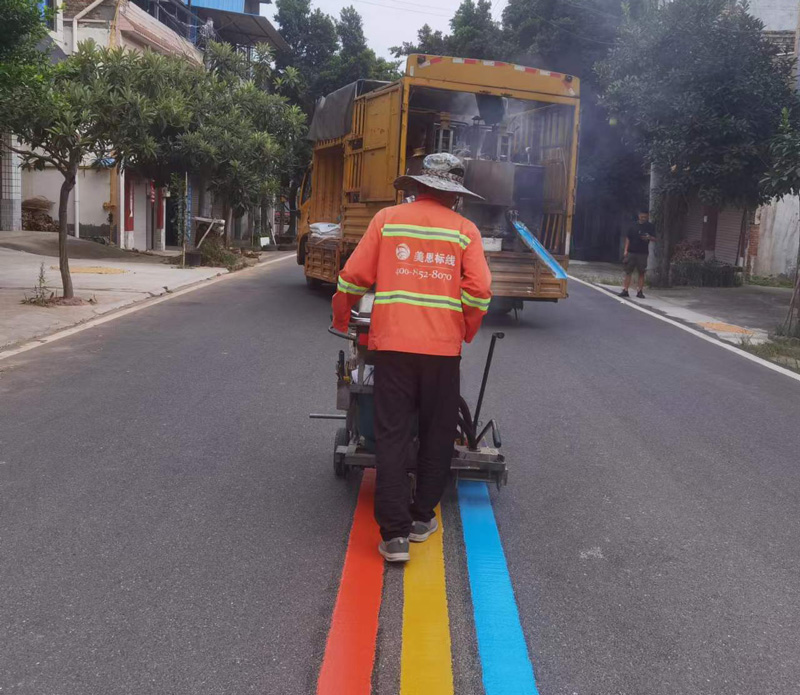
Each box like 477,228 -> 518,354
378,537 -> 410,562
409,517 -> 439,543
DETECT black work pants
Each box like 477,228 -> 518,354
373,351 -> 460,541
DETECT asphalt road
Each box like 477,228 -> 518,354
1,257 -> 799,695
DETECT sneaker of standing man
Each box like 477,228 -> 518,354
331,153 -> 492,562
620,209 -> 656,298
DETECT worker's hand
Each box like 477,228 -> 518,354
623,254 -> 629,262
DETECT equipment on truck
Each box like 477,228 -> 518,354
309,296 -> 508,489
297,54 -> 581,311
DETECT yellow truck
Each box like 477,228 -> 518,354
297,54 -> 580,311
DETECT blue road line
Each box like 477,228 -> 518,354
457,480 -> 539,695
511,220 -> 569,280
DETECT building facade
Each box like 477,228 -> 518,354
18,0 -> 285,249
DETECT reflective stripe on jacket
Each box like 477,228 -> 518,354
331,197 -> 492,356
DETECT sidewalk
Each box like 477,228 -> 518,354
0,231 -> 227,350
569,260 -> 793,344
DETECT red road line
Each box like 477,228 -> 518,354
316,469 -> 384,694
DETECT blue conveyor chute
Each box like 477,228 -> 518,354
510,220 -> 568,280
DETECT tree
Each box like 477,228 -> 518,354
275,0 -> 400,113
181,41 -> 306,243
391,0 -> 502,59
101,48 -> 205,187
391,24 -> 449,58
274,0 -> 399,221
0,41 -> 115,299
331,6 -> 399,85
274,0 -> 341,113
761,108 -> 800,336
598,0 -> 796,284
449,0 -> 503,60
0,0 -> 49,92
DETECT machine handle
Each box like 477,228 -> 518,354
473,332 -> 505,429
328,326 -> 357,342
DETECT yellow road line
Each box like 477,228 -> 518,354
401,506 -> 454,695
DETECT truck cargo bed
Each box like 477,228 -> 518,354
486,251 -> 568,301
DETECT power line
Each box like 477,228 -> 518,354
348,0 -> 453,17
560,0 -> 621,20
388,0 -> 459,12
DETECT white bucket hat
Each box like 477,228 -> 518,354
394,153 -> 484,201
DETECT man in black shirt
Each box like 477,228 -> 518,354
620,210 -> 656,298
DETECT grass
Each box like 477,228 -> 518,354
746,274 -> 795,289
739,335 -> 800,373
21,263 -> 55,307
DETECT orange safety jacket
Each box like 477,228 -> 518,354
331,196 -> 492,356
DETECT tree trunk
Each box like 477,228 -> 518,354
287,180 -> 299,238
782,198 -> 800,335
58,170 -> 76,299
223,200 -> 232,246
650,192 -> 685,287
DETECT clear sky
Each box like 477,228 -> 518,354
263,0 -> 508,60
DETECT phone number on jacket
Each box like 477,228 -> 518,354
396,267 -> 453,281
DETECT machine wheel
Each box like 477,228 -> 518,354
334,427 -> 348,478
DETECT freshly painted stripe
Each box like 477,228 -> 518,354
337,277 -> 369,295
458,481 -> 539,694
375,297 -> 463,312
317,470 -> 384,695
461,290 -> 490,310
400,505 -> 453,695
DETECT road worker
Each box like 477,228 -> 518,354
331,153 -> 492,562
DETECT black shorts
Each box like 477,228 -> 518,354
624,253 -> 648,274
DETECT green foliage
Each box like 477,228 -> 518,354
761,107 -> 800,201
275,0 -> 400,114
392,0 -> 502,60
598,0 -> 795,209
21,262 -> 54,307
670,259 -> 742,287
169,173 -> 188,247
0,41 -> 115,178
0,0 -> 49,94
199,232 -> 243,270
746,274 -> 795,289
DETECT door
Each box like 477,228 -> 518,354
358,84 -> 403,203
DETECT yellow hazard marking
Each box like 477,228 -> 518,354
50,266 -> 128,275
698,321 -> 753,334
401,505 -> 454,695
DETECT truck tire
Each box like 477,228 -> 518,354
306,275 -> 323,289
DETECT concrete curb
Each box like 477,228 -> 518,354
0,253 -> 294,362
569,275 -> 800,385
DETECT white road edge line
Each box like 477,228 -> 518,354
569,274 -> 800,385
0,253 -> 295,362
